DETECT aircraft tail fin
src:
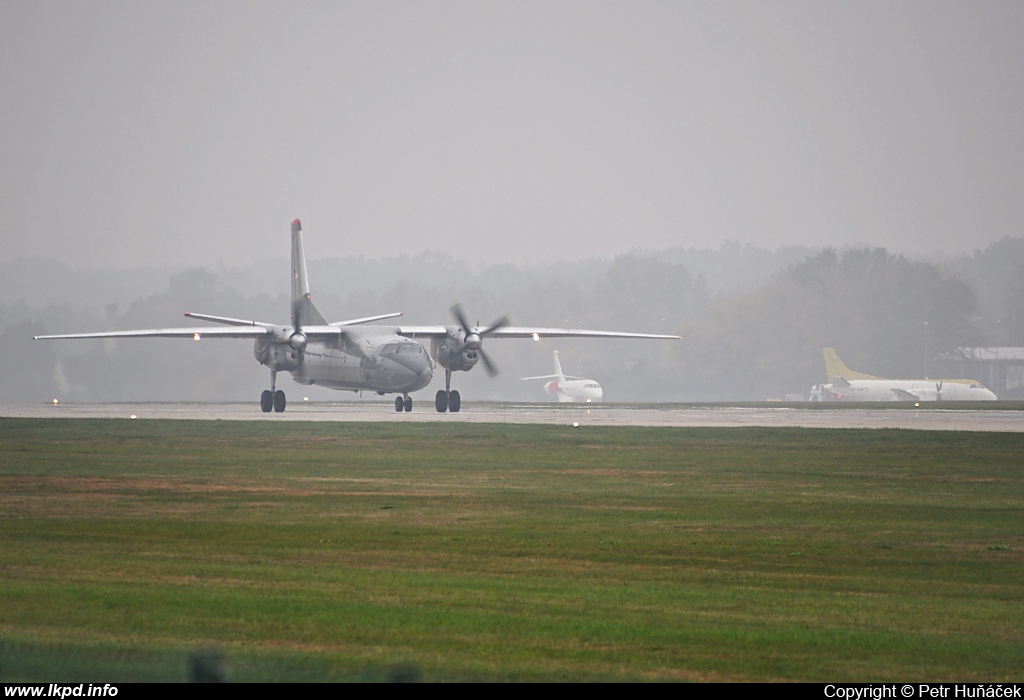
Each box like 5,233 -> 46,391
823,348 -> 885,381
553,350 -> 565,381
291,219 -> 327,328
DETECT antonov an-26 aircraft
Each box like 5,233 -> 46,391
36,220 -> 679,413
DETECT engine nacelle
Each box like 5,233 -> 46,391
546,380 -> 560,394
253,338 -> 302,371
431,335 -> 479,372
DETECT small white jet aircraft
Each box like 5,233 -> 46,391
522,350 -> 603,403
36,220 -> 679,413
809,348 -> 997,402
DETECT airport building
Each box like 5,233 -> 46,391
937,347 -> 1024,399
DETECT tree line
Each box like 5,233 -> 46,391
2,238 -> 1021,403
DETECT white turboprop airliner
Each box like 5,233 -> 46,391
522,350 -> 603,403
809,348 -> 997,402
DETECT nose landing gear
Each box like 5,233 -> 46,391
395,395 -> 413,412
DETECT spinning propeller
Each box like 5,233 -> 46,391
450,304 -> 510,378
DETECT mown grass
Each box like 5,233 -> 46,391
0,418 -> 1021,681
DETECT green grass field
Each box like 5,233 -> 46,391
1,418 -> 1021,681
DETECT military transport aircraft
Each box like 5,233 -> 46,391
522,350 -> 603,403
35,220 -> 679,413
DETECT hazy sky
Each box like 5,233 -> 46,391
2,1 -> 1022,269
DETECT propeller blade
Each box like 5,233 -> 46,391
450,303 -> 508,378
479,347 -> 500,378
450,304 -> 472,334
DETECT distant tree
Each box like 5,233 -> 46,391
953,236 -> 1024,345
676,248 -> 978,399
591,255 -> 706,332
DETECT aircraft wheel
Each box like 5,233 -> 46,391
449,390 -> 461,413
435,390 -> 449,413
273,390 -> 286,413
260,390 -> 273,413
395,396 -> 404,413
403,396 -> 413,412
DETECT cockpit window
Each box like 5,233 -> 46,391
383,342 -> 423,355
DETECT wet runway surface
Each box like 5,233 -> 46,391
4,402 -> 1023,432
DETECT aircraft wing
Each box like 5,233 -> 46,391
274,325 -> 400,344
488,327 -> 680,340
521,374 -> 559,381
890,388 -> 920,401
395,325 -> 680,340
35,327 -> 271,340
35,323 -> 387,343
295,325 -> 350,337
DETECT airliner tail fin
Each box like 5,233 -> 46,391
553,350 -> 565,381
823,348 -> 885,381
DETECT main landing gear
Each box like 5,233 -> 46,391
261,370 -> 286,413
435,370 -> 461,413
395,394 -> 413,413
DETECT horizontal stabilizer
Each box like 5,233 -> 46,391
329,312 -> 403,327
185,312 -> 274,328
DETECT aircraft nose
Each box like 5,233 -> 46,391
411,354 -> 433,380
410,355 -> 433,390
389,349 -> 433,387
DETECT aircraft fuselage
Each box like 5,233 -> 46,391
257,329 -> 434,394
546,378 -> 603,403
811,379 -> 997,401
